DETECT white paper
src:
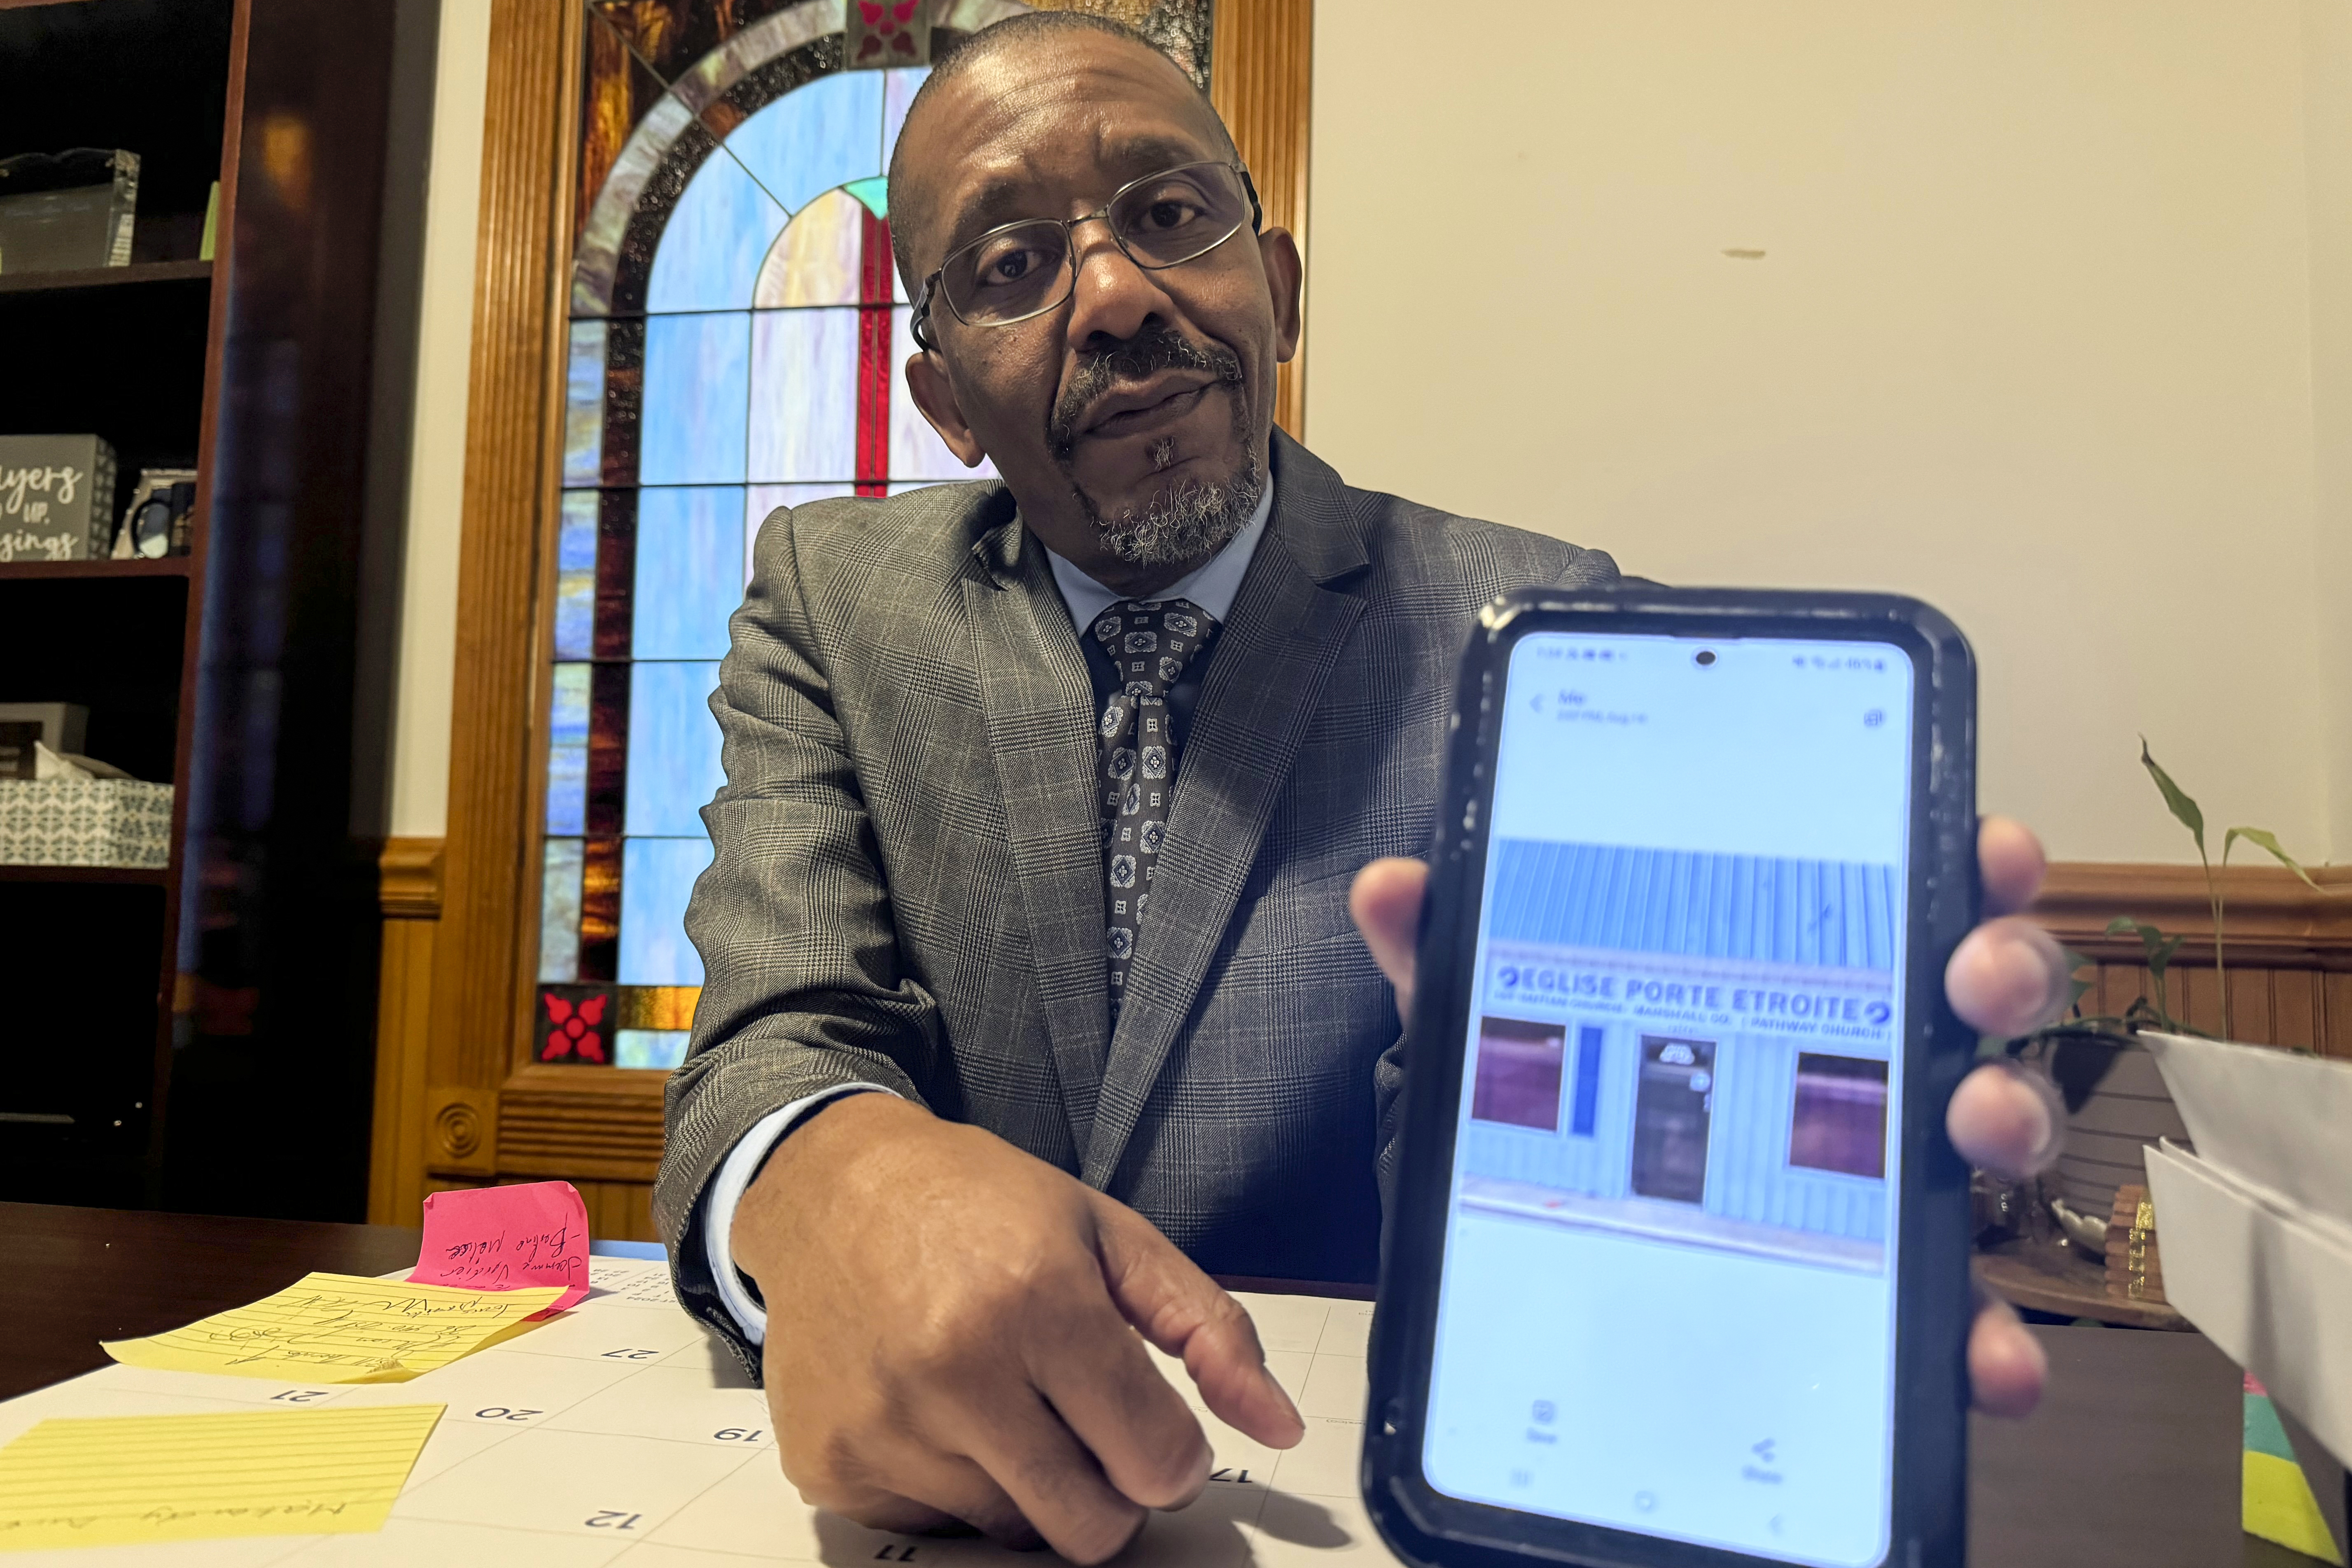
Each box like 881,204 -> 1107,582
2144,1140 -> 2352,1469
2141,1031 -> 2352,1239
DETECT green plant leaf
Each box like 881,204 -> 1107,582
2103,916 -> 2177,978
2139,738 -> 2205,857
2222,826 -> 2331,893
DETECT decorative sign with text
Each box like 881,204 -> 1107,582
0,434 -> 117,560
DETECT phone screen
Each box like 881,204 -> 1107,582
1421,631 -> 1918,1568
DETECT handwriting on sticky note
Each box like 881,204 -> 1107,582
102,1274 -> 563,1382
411,1179 -> 591,1312
0,1403 -> 444,1550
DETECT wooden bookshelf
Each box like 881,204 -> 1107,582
0,558 -> 194,581
0,0 -> 398,1216
0,865 -> 170,885
0,258 -> 211,294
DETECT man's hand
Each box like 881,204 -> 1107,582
1349,814 -> 2070,1419
730,1094 -> 1305,1563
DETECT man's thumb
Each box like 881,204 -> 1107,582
1090,1197 -> 1305,1449
1350,857 -> 1427,1018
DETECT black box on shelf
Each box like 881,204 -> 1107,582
0,149 -> 138,274
0,435 -> 118,561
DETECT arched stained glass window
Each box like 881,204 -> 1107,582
536,0 -> 1213,1072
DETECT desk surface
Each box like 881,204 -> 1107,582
0,1202 -> 2322,1567
0,1201 -> 422,1402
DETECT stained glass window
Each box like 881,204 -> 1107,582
537,1 -> 1212,1071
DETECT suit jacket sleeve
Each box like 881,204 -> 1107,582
1371,537 -> 1628,1233
656,502 -> 949,1353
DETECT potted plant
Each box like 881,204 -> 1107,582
1990,741 -> 2334,1254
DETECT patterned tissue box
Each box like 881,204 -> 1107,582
0,779 -> 173,867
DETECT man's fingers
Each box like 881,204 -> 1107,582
1092,1197 -> 1305,1449
1969,1289 -> 2048,1418
797,1466 -> 994,1541
1350,857 -> 1428,1017
1948,1060 -> 2063,1180
1029,1295 -> 1212,1510
1944,914 -> 2073,1038
958,1389 -> 1148,1565
1978,815 -> 2047,917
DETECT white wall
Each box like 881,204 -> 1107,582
1310,0 -> 2348,865
385,0 -> 492,840
2306,0 -> 2352,861
383,0 -> 2350,865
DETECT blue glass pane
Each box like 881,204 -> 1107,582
648,148 -> 787,314
882,68 -> 927,172
746,483 -> 854,584
554,491 -> 598,660
749,308 -> 859,481
564,322 -> 606,484
620,835 -> 714,985
546,662 -> 590,835
727,70 -> 886,220
625,660 -> 724,837
891,305 -> 994,481
633,486 -> 742,660
641,313 -> 750,485
538,838 -> 584,982
615,1029 -> 691,1069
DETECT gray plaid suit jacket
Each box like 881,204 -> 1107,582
656,431 -> 1621,1362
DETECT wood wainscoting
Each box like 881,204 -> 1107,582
2032,862 -> 2352,1051
367,845 -> 2349,1241
367,835 -> 659,1237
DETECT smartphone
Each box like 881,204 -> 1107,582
1364,588 -> 1979,1568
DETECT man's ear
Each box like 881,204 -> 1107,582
904,351 -> 989,468
1258,227 -> 1303,365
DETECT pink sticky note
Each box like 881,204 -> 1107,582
411,1180 -> 592,1314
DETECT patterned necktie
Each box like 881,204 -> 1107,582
1090,598 -> 1220,1020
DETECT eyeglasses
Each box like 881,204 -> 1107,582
910,160 -> 1261,351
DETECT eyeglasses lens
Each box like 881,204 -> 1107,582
940,224 -> 1072,327
1106,163 -> 1250,268
939,163 -> 1251,328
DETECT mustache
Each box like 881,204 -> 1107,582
1048,326 -> 1244,459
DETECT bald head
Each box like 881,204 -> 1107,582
886,9 -> 1301,598
887,12 -> 1237,292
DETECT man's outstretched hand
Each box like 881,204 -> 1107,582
1349,813 -> 2070,1419
730,1094 -> 1305,1565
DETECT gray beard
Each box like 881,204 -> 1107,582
1081,449 -> 1264,567
1047,323 -> 1262,569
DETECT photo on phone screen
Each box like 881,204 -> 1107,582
1421,631 -> 1918,1568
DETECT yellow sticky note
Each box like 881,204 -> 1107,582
0,1403 -> 444,1551
103,1272 -> 564,1382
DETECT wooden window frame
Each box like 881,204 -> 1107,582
396,0 -> 1314,1209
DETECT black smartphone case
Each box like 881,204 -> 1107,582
1363,587 -> 1980,1568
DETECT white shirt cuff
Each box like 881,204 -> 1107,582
701,1083 -> 894,1346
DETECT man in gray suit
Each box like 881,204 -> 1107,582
658,14 -> 2074,1562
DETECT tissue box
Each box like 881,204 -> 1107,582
0,435 -> 119,561
0,778 -> 173,867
